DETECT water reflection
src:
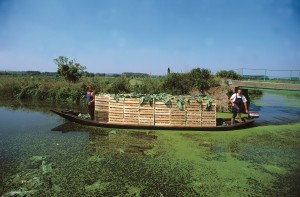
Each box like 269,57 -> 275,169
0,99 -> 85,114
51,122 -> 157,156
251,92 -> 300,125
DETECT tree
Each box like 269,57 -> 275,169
132,77 -> 163,94
109,76 -> 131,94
215,70 -> 242,80
188,68 -> 212,92
162,73 -> 192,95
54,56 -> 86,83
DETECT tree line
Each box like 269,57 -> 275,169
53,56 -> 242,94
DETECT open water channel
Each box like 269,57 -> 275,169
0,91 -> 299,196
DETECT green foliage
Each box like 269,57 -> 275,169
84,72 -> 95,77
54,56 -> 86,83
132,77 -> 163,94
215,70 -> 242,80
162,73 -> 192,95
122,72 -> 150,78
189,68 -> 213,92
17,85 -> 38,99
80,75 -> 115,94
108,76 -> 131,94
162,68 -> 214,94
0,79 -> 21,98
205,97 -> 213,110
0,75 -> 85,104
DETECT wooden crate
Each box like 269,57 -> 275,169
95,111 -> 109,122
139,114 -> 154,125
139,103 -> 154,125
201,120 -> 216,127
186,100 -> 201,126
95,96 -> 109,112
186,121 -> 202,127
94,95 -> 217,127
124,114 -> 139,124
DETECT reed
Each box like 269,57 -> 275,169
0,75 -> 85,104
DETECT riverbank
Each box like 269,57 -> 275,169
0,75 -> 86,104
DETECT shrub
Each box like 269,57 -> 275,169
162,73 -> 192,95
132,77 -> 163,94
108,76 -> 131,94
215,70 -> 242,80
188,68 -> 213,93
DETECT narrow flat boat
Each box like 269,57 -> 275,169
51,110 -> 255,131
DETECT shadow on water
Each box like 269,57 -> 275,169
51,121 -> 158,156
51,121 -> 162,163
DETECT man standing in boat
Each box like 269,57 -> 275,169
229,87 -> 248,125
86,85 -> 95,120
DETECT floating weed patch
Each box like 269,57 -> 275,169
272,165 -> 300,196
237,145 -> 297,167
283,101 -> 300,108
2,121 -> 300,196
84,155 -> 203,196
252,100 -> 269,106
157,123 -> 300,196
3,157 -> 55,197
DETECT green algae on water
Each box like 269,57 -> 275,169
2,121 -> 300,196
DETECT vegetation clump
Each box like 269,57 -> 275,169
215,70 -> 242,80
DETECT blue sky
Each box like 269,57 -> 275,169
0,0 -> 300,75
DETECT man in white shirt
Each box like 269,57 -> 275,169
229,87 -> 248,125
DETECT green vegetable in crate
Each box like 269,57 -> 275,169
78,113 -> 91,119
205,97 -> 212,110
103,93 -> 213,110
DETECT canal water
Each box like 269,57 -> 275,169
0,91 -> 299,196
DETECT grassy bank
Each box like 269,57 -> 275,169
0,74 -> 262,112
0,75 -> 162,101
0,75 -> 114,104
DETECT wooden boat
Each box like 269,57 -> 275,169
51,109 -> 255,131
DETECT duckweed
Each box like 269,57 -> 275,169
1,105 -> 300,196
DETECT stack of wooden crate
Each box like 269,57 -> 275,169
94,95 -> 216,127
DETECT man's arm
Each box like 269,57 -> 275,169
241,95 -> 248,113
229,95 -> 235,106
243,102 -> 248,113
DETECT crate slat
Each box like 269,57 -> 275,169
155,122 -> 170,126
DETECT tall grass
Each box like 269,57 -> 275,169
0,75 -> 143,104
0,75 -> 86,104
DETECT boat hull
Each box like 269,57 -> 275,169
51,110 -> 255,131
